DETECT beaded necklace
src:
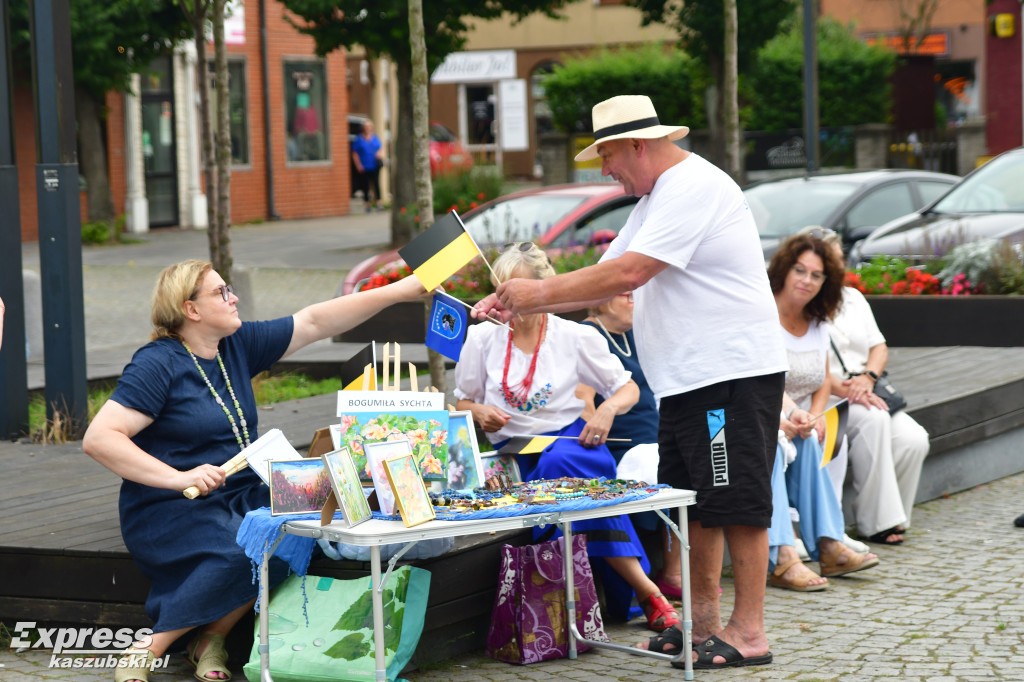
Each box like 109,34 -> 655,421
501,315 -> 546,409
182,341 -> 251,452
594,317 -> 631,358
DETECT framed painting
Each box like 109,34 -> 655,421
337,390 -> 449,483
479,452 -> 522,484
383,453 -> 436,528
269,458 -> 332,516
445,411 -> 483,490
321,447 -> 372,528
363,439 -> 414,516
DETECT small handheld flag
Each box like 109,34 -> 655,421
498,435 -> 558,455
340,343 -> 376,391
819,399 -> 849,468
425,292 -> 469,362
398,210 -> 481,292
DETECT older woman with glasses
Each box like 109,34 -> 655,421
765,234 -> 880,592
455,242 -> 681,632
82,260 -> 423,682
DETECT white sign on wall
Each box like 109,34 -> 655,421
431,50 -> 516,84
498,79 -> 529,152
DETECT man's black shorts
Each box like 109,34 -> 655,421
658,372 -> 784,528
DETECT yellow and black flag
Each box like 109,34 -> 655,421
340,343 -> 376,391
498,435 -> 559,455
398,210 -> 481,292
820,399 -> 849,468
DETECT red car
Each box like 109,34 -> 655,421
342,183 -> 637,294
430,122 -> 473,177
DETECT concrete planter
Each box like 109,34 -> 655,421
867,295 -> 1024,347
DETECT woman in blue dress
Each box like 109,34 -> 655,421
82,260 -> 423,682
454,243 -> 680,632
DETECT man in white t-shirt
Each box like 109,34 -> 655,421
473,95 -> 787,671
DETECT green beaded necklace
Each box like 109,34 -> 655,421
182,341 -> 251,452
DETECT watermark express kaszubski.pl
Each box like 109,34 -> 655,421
8,622 -> 170,669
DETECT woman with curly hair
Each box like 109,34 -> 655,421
764,234 -> 879,592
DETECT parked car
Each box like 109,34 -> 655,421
342,183 -> 637,294
744,169 -> 959,261
850,147 -> 1024,263
429,122 -> 473,177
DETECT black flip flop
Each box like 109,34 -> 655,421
642,625 -> 683,654
865,527 -> 905,545
672,634 -> 773,670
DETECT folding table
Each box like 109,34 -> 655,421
257,487 -> 697,681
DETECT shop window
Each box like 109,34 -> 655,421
208,60 -> 250,165
284,61 -> 329,162
530,61 -> 559,137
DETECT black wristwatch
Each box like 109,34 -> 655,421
865,370 -> 880,382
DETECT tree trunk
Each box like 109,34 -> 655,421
704,53 -> 726,169
213,0 -> 233,283
186,2 -> 218,270
408,0 -> 445,394
75,86 -> 116,230
390,58 -> 417,247
722,0 -> 742,184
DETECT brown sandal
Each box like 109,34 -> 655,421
818,543 -> 879,577
768,558 -> 828,591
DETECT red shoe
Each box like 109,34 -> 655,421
641,592 -> 681,632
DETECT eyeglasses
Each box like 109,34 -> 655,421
791,264 -> 827,283
500,242 -> 534,253
215,284 -> 234,302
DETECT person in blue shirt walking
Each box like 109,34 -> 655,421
351,120 -> 384,211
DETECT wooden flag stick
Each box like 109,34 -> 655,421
409,362 -> 418,392
522,434 -> 632,443
361,363 -> 372,391
434,288 -> 512,330
456,213 -> 502,285
382,342 -> 391,390
393,343 -> 402,391
183,452 -> 249,499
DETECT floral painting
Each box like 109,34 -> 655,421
446,411 -> 482,490
479,453 -> 522,484
339,410 -> 449,483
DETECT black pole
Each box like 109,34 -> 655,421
260,0 -> 279,220
29,0 -> 88,436
802,0 -> 820,174
0,0 -> 29,440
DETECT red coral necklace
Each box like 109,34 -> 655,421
501,315 -> 546,409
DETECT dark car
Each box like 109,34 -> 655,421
851,147 -> 1024,263
342,183 -> 637,294
744,169 -> 959,261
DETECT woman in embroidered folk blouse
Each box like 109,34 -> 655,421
454,243 -> 680,632
82,260 -> 423,682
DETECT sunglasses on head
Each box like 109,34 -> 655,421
500,242 -> 535,253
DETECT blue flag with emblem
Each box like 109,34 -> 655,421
425,291 -> 469,362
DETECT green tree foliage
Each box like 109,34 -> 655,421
749,17 -> 896,131
540,43 -> 702,133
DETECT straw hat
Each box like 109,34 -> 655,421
575,95 -> 690,162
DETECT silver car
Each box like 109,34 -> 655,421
851,147 -> 1024,263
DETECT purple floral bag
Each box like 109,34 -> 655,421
485,534 -> 609,664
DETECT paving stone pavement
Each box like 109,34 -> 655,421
3,470 -> 1023,680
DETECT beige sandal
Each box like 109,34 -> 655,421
818,543 -> 880,577
114,648 -> 154,682
185,632 -> 232,682
768,557 -> 828,591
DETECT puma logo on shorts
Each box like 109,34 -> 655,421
707,408 -> 728,486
